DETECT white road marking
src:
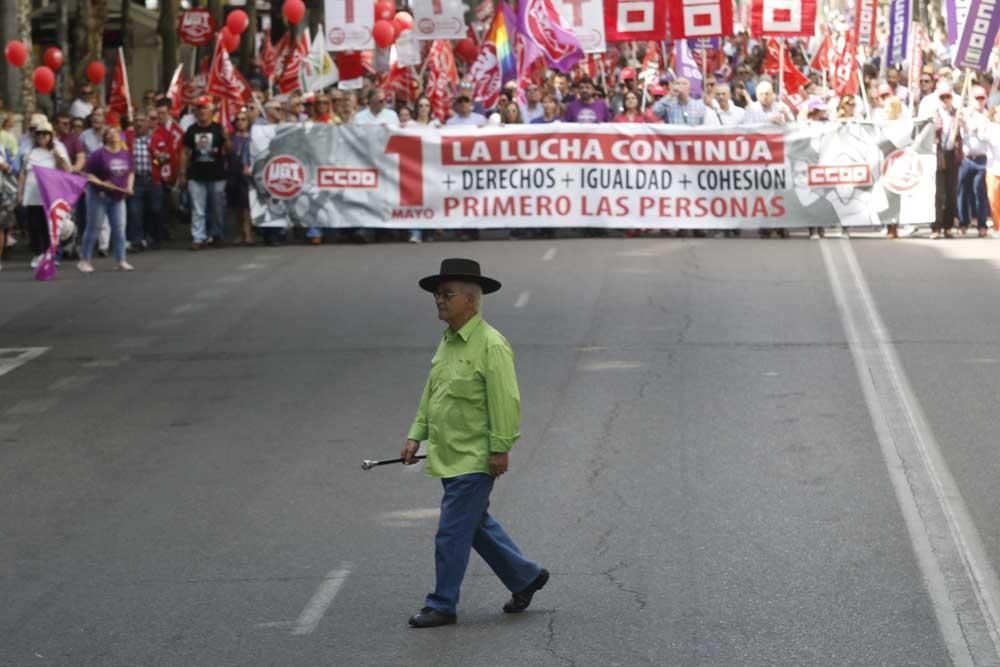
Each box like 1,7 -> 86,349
543,247 -> 557,261
238,263 -> 263,271
7,398 -> 58,415
291,565 -> 353,636
83,356 -> 130,368
48,375 -> 96,391
255,621 -> 295,630
579,361 -> 644,371
195,287 -> 231,300
823,239 -> 1000,666
170,303 -> 207,316
217,274 -> 250,285
147,318 -> 185,329
379,508 -> 440,522
514,290 -> 531,308
0,347 -> 49,378
115,337 -> 154,349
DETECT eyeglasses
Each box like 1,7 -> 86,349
921,78 -> 933,84
433,290 -> 460,301
418,102 -> 431,107
236,117 -> 248,122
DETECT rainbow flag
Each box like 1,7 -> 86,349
469,2 -> 517,110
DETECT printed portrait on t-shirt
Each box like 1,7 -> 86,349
194,130 -> 215,161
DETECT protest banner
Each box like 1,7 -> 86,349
249,121 -> 936,231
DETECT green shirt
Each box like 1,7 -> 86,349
407,313 -> 521,478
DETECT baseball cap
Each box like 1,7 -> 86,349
650,84 -> 666,96
29,113 -> 48,130
620,67 -> 636,81
806,97 -> 826,112
936,81 -> 954,97
877,83 -> 893,97
195,95 -> 213,107
973,85 -> 988,99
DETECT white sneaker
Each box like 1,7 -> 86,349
5,234 -> 15,248
118,261 -> 134,271
990,230 -> 1000,239
900,225 -> 918,237
809,233 -> 820,240
29,254 -> 41,268
930,232 -> 942,239
76,260 -> 94,273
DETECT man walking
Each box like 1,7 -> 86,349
402,258 -> 548,628
179,96 -> 229,249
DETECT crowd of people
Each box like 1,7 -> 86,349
1,27 -> 999,273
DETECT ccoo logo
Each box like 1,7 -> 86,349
264,156 -> 307,199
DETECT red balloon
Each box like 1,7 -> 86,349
375,0 -> 396,22
221,27 -> 241,53
226,9 -> 250,35
4,40 -> 28,68
283,0 -> 306,25
43,47 -> 64,71
372,20 -> 396,49
455,38 -> 479,64
392,11 -> 413,34
85,61 -> 106,85
33,66 -> 55,94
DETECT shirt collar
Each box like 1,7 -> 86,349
444,313 -> 482,343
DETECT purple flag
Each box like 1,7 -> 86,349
687,37 -> 721,51
955,0 -> 1000,70
674,40 -> 704,98
886,0 -> 910,67
33,166 -> 88,282
516,0 -> 583,73
946,0 -> 972,44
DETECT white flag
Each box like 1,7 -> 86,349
299,25 -> 339,92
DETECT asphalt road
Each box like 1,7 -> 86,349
2,232 -> 1000,666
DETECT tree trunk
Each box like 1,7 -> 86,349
207,0 -> 223,29
122,0 -> 133,64
72,0 -> 108,103
308,0 -> 321,40
17,0 -> 35,117
158,0 -> 179,90
57,0 -> 71,114
239,0 -> 258,77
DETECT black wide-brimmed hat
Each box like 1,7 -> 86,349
419,258 -> 502,295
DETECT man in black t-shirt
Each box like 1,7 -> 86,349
179,96 -> 229,249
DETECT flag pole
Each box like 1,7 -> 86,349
778,39 -> 784,97
119,47 -> 133,122
856,47 -> 870,119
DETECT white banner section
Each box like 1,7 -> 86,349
412,0 -> 468,40
325,0 -> 375,51
555,0 -> 607,53
250,121 -> 936,229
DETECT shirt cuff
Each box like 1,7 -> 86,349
488,431 -> 519,453
407,422 -> 428,442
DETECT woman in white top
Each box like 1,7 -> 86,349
16,118 -> 71,268
970,106 -> 1000,236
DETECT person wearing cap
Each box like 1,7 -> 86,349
15,118 -> 72,269
932,84 -> 961,239
148,98 -> 185,249
643,85 -> 668,122
563,77 -> 610,123
179,96 -> 230,250
957,84 -> 992,236
402,258 -> 548,629
446,95 -> 487,127
703,83 -> 746,127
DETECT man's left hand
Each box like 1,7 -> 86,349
489,453 -> 509,478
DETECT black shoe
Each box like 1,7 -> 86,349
408,607 -> 457,628
503,568 -> 549,613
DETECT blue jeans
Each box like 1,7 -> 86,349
188,179 -> 225,243
957,156 -> 989,228
425,473 -> 541,615
81,187 -> 126,261
126,175 -> 157,245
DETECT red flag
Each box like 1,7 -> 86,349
809,30 -> 833,74
604,0 -> 668,41
166,64 -> 185,118
336,51 -> 365,81
108,48 -> 132,118
382,63 -> 419,104
261,30 -> 277,79
207,35 -> 253,104
750,0 -> 816,37
854,0 -> 877,47
763,38 -> 809,94
182,57 -> 211,107
277,32 -> 310,94
425,40 -> 457,122
831,29 -> 859,96
666,0 -> 733,38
